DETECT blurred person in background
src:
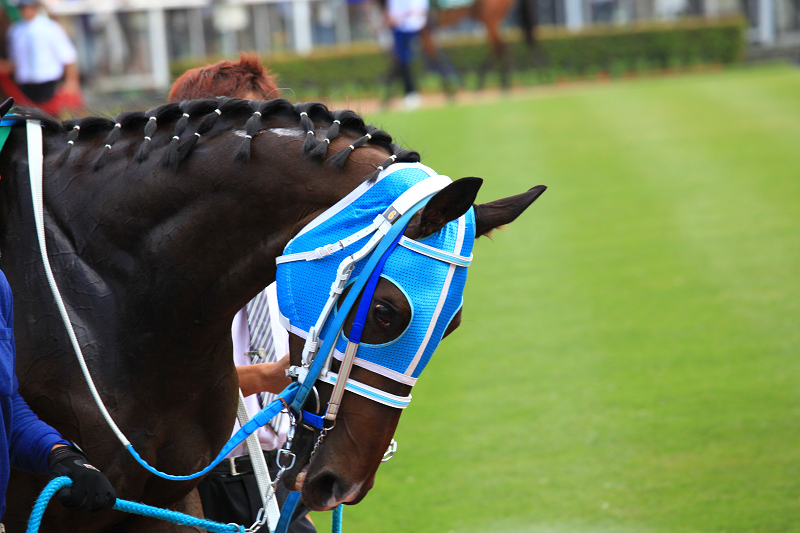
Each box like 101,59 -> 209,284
169,55 -> 315,533
0,0 -> 81,105
384,0 -> 428,110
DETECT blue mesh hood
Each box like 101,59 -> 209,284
276,164 -> 475,385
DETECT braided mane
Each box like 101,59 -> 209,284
21,98 -> 420,181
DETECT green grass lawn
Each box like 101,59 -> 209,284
310,64 -> 800,533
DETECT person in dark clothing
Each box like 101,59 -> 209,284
0,269 -> 116,523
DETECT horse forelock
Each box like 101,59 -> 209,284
17,98 -> 420,179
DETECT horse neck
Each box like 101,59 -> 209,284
0,125 -> 387,355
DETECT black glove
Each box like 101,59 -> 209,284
48,444 -> 116,512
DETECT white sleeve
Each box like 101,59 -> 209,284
267,282 -> 289,361
6,26 -> 18,66
48,20 -> 77,66
231,308 -> 251,367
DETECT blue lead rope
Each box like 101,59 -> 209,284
28,477 -> 245,533
29,478 -> 344,533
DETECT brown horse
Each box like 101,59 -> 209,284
0,98 -> 544,531
168,52 -> 280,102
420,0 -> 537,90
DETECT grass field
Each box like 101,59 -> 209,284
309,64 -> 800,533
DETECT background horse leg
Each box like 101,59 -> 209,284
476,24 -> 509,90
420,25 -> 458,98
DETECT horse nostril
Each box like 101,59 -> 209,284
308,471 -> 358,509
314,472 -> 339,501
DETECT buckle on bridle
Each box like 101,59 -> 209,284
382,439 -> 398,462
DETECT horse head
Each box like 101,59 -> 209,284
274,163 -> 546,511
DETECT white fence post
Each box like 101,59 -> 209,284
188,7 -> 206,58
292,0 -> 313,54
565,0 -> 585,31
147,7 -> 171,90
757,0 -> 775,44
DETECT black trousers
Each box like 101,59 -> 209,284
197,450 -> 316,533
18,80 -> 58,103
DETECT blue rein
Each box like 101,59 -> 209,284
289,197 -> 426,418
126,382 -> 299,481
294,223 -> 408,431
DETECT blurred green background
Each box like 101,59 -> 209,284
309,63 -> 800,532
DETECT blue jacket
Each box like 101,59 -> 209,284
0,269 -> 68,519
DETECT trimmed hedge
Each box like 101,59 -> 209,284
170,17 -> 746,100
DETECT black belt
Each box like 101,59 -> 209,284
210,450 -> 278,477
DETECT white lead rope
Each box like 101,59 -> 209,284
237,391 -> 280,530
27,119 -> 132,448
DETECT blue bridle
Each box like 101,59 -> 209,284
276,164 -> 475,424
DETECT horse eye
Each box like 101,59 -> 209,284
374,304 -> 393,328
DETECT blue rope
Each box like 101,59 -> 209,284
27,477 -> 245,533
332,504 -> 343,533
29,477 -> 343,533
127,382 -> 298,481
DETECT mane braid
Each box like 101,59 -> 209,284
328,132 -> 371,170
365,146 -> 421,182
177,99 -> 226,161
308,117 -> 341,162
28,98 -> 419,177
93,120 -> 123,171
295,102 -> 331,159
162,106 -> 192,171
55,124 -> 80,167
135,115 -> 158,163
234,100 -> 268,162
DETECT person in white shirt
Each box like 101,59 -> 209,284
195,283 -> 315,533
384,0 -> 429,109
0,0 -> 80,103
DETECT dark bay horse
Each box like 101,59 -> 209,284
421,0 -> 537,90
0,97 -> 545,531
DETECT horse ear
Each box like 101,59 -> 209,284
0,98 -> 14,119
474,185 -> 547,238
405,177 -> 483,240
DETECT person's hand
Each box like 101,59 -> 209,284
62,78 -> 80,96
48,444 -> 116,512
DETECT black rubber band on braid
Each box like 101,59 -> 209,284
93,122 -> 123,170
162,111 -> 191,170
135,116 -> 158,162
234,101 -> 266,162
56,125 -> 80,167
